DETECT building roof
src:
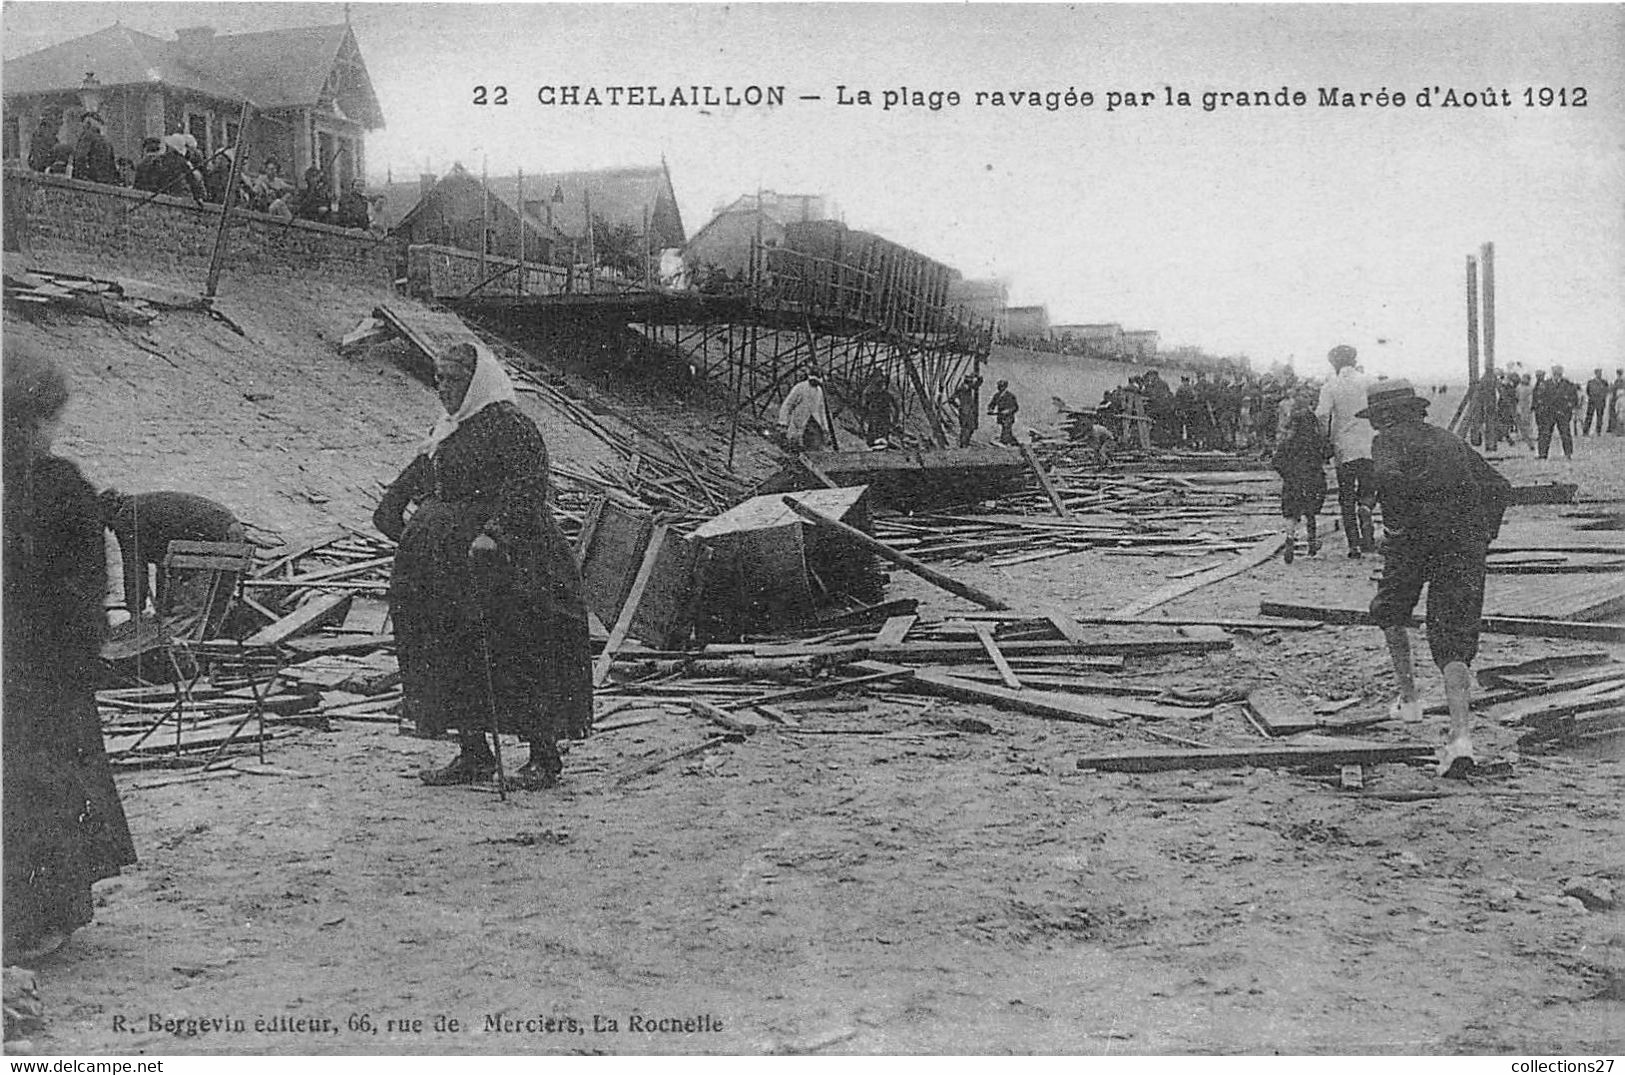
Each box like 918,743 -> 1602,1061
3,22 -> 383,128
379,162 -> 685,246
486,164 -> 685,245
1054,323 -> 1124,338
392,164 -> 568,245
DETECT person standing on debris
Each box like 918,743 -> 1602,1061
951,373 -> 983,447
1583,368 -> 1610,436
374,343 -> 592,791
777,372 -> 828,452
1361,379 -> 1511,778
97,490 -> 245,622
987,379 -> 1020,445
1273,387 -> 1331,563
70,111 -> 118,186
1533,364 -> 1576,460
1515,373 -> 1536,448
4,347 -> 138,963
1315,344 -> 1377,558
858,371 -> 900,449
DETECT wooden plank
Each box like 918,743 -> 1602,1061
1246,683 -> 1320,736
1019,441 -> 1069,518
887,666 -> 1127,726
616,734 -> 741,786
972,623 -> 1023,689
1496,679 -> 1625,726
576,500 -> 655,628
1258,601 -> 1625,643
1340,765 -> 1365,790
866,637 -> 1230,661
1046,612 -> 1089,647
627,531 -> 706,650
283,633 -> 395,657
781,495 -> 1012,610
593,526 -> 667,688
873,615 -> 917,646
1111,531 -> 1286,617
797,453 -> 840,489
1074,739 -> 1436,773
243,593 -> 352,648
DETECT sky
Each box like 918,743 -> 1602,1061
4,2 -> 1623,381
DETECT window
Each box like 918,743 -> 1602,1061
185,111 -> 211,155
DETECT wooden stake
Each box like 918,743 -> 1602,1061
780,495 -> 1012,610
1019,441 -> 1069,518
1481,241 -> 1497,450
204,99 -> 254,298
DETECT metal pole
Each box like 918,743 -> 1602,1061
1481,241 -> 1497,450
204,99 -> 254,297
1465,255 -> 1481,443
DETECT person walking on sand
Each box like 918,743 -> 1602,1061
987,379 -> 1020,446
777,372 -> 828,452
1273,387 -> 1331,564
1583,368 -> 1610,436
1315,344 -> 1376,558
1533,365 -> 1577,460
1361,380 -> 1511,778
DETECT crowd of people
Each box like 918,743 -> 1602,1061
1483,365 -> 1625,461
4,341 -> 590,966
26,109 -> 379,230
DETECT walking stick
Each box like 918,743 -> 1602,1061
472,570 -> 508,801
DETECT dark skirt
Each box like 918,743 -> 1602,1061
389,497 -> 592,742
2,680 -> 138,958
1280,477 -> 1328,519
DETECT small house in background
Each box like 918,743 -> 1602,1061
389,163 -> 567,265
378,162 -> 684,271
2,22 -> 384,190
1053,322 -> 1125,359
684,190 -> 829,280
1122,329 -> 1160,362
947,277 -> 1010,338
1003,305 -> 1050,340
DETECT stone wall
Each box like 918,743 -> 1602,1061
2,166 -> 397,287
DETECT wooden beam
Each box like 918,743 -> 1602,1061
242,593 -> 352,648
895,666 -> 1125,726
873,615 -> 917,646
1245,683 -> 1320,736
1258,601 -> 1625,643
1019,441 -> 1069,518
781,495 -> 1012,610
1111,531 -> 1286,617
972,623 -> 1023,689
592,526 -> 667,687
1074,739 -> 1437,773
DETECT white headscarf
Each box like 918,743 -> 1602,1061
419,344 -> 517,457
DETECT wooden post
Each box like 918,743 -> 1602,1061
1465,254 -> 1481,444
1481,241 -> 1497,450
204,99 -> 254,298
903,349 -> 949,448
584,185 -> 595,293
480,156 -> 489,283
781,495 -> 1012,610
516,168 -> 525,298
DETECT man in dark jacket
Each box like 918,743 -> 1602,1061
1583,368 -> 1610,436
1532,364 -> 1577,460
1362,379 -> 1511,777
98,491 -> 244,619
987,379 -> 1020,445
70,112 -> 119,186
27,115 -> 61,172
951,374 -> 983,447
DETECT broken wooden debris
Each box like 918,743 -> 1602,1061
1245,683 -> 1321,736
242,593 -> 352,648
616,734 -> 743,786
1111,531 -> 1287,617
782,494 -> 1013,610
867,663 -> 1127,727
1258,601 -> 1625,643
1074,739 -> 1437,773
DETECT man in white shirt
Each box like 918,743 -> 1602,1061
1315,344 -> 1377,557
778,372 -> 828,452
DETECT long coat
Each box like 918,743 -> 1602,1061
374,402 -> 592,743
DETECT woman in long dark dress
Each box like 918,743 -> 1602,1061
374,343 -> 592,790
3,349 -> 137,963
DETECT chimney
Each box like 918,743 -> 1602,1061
419,172 -> 437,199
175,26 -> 217,49
77,74 -> 103,119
